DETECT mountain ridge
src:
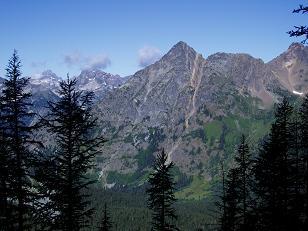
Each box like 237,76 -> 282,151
93,41 -> 307,186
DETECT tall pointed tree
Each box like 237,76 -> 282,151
147,149 -> 178,231
299,95 -> 308,229
253,98 -> 294,230
233,135 -> 253,230
0,50 -> 36,230
217,162 -> 227,231
288,111 -> 304,230
0,123 -> 12,230
99,203 -> 113,231
38,76 -> 105,230
223,169 -> 239,231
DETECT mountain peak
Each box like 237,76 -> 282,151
288,42 -> 304,50
159,41 -> 198,65
169,41 -> 196,54
41,70 -> 59,78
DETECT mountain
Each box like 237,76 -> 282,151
29,69 -> 126,98
0,69 -> 127,127
75,69 -> 127,98
94,42 -> 308,192
1,42 -> 307,197
268,43 -> 308,95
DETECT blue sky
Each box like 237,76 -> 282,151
0,0 -> 306,78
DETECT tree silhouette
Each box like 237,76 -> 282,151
147,149 -> 178,231
0,50 -> 36,230
36,76 -> 105,230
217,162 -> 227,231
99,203 -> 113,231
223,169 -> 239,231
300,95 -> 308,229
0,122 -> 12,230
288,5 -> 308,44
253,98 -> 294,230
233,135 -> 253,230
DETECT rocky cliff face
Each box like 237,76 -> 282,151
268,43 -> 308,95
94,42 -> 308,184
76,69 -> 126,98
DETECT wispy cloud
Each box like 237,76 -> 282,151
31,61 -> 46,69
64,52 -> 82,67
83,54 -> 111,69
138,46 -> 162,67
63,52 -> 111,70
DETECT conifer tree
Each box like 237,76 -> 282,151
147,149 -> 178,231
0,50 -> 36,230
233,135 -> 253,230
288,112 -> 304,230
223,169 -> 238,231
253,98 -> 294,230
299,95 -> 308,229
217,162 -> 227,231
99,203 -> 112,231
0,126 -> 11,230
38,76 -> 105,230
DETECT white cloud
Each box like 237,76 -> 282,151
83,54 -> 111,69
30,61 -> 46,69
138,46 -> 162,67
64,52 -> 82,67
63,52 -> 111,70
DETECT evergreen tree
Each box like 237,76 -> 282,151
223,169 -> 238,231
233,135 -> 253,230
253,98 -> 294,230
217,162 -> 227,231
288,112 -> 304,230
299,95 -> 308,229
0,124 -> 12,230
147,149 -> 178,231
0,50 -> 36,230
99,203 -> 112,231
37,76 -> 105,230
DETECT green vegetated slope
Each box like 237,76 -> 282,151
104,111 -> 273,201
175,113 -> 272,200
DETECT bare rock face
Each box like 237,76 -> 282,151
76,69 -> 126,98
268,43 -> 308,95
94,41 -> 308,183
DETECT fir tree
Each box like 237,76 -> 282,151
233,135 -> 253,230
217,162 -> 227,231
37,76 -> 105,230
99,203 -> 112,231
253,98 -> 294,230
0,125 -> 12,230
147,149 -> 178,231
288,112 -> 304,230
299,95 -> 308,229
223,169 -> 238,231
0,50 -> 36,230
217,164 -> 238,231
